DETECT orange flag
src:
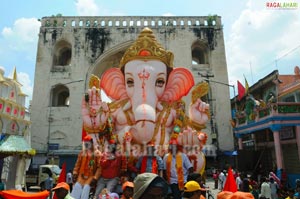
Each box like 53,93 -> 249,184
53,162 -> 67,199
223,167 -> 237,192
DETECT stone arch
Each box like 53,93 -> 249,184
191,40 -> 209,65
52,39 -> 72,71
51,84 -> 70,107
85,40 -> 133,89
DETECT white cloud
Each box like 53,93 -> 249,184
274,11 -> 300,58
226,0 -> 300,87
1,18 -> 40,52
76,0 -> 99,16
17,72 -> 33,108
0,66 -> 5,73
2,27 -> 13,36
0,18 -> 39,107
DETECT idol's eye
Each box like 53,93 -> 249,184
126,78 -> 134,87
155,78 -> 165,87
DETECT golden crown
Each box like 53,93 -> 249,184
119,27 -> 174,68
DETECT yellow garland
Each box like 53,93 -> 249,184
124,109 -> 134,126
151,103 -> 167,142
188,120 -> 206,131
166,152 -> 184,190
84,123 -> 106,133
160,104 -> 172,145
108,99 -> 128,111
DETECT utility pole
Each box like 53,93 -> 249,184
198,72 -> 218,148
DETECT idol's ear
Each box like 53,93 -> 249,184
100,68 -> 128,100
160,68 -> 194,102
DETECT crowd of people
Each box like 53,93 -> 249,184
212,168 -> 300,199
54,172 -> 210,199
49,135 -> 300,199
60,135 -> 209,199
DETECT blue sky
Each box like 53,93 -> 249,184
1,0 -> 300,107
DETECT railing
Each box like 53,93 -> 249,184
236,102 -> 300,126
40,16 -> 222,29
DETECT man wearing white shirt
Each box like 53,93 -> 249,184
260,177 -> 271,199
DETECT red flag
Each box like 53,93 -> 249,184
53,162 -> 67,199
237,80 -> 245,101
223,167 -> 237,192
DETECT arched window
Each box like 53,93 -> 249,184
192,47 -> 206,64
51,85 -> 70,107
52,40 -> 72,71
191,42 -> 209,65
57,47 -> 71,66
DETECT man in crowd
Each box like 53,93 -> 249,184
163,138 -> 193,199
95,139 -> 122,197
121,181 -> 134,199
182,180 -> 206,199
260,177 -> 272,199
133,173 -> 169,199
136,142 -> 163,177
71,135 -> 101,199
66,170 -> 73,193
52,182 -> 74,199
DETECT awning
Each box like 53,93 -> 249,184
0,135 -> 36,157
223,150 -> 238,156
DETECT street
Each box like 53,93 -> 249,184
205,177 -> 221,199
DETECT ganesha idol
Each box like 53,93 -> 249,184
81,27 -> 210,173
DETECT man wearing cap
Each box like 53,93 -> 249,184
71,135 -> 101,199
133,173 -> 169,199
163,138 -> 193,199
121,181 -> 134,199
52,182 -> 74,199
182,181 -> 206,199
136,142 -> 164,177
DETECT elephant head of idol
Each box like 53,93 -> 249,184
100,28 -> 194,144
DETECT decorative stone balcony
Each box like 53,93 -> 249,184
234,102 -> 300,135
236,102 -> 300,125
40,16 -> 222,29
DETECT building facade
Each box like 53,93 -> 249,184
233,66 -> 300,188
31,16 -> 232,169
0,68 -> 33,189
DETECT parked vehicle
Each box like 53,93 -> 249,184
26,164 -> 61,190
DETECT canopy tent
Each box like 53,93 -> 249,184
0,135 -> 35,158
